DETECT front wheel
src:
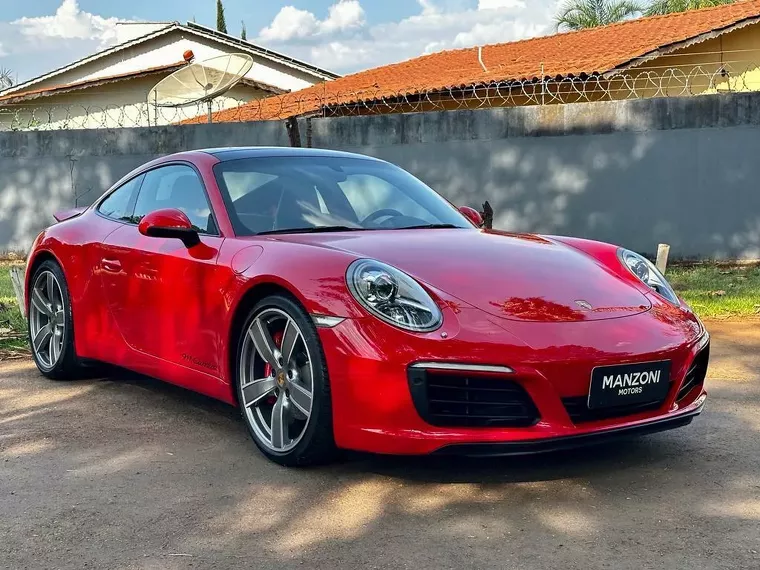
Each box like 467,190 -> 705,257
235,294 -> 336,466
27,260 -> 81,380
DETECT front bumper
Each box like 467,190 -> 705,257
319,299 -> 709,456
432,396 -> 705,456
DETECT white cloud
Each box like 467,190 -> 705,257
322,0 -> 365,34
13,0 -> 122,47
256,0 -> 561,74
452,18 -> 547,48
418,0 -> 440,16
0,0 -> 135,83
478,0 -> 525,10
259,0 -> 365,42
258,7 -> 319,42
0,43 -> 6,58
311,41 -> 372,69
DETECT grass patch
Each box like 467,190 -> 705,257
666,263 -> 760,319
0,336 -> 28,353
0,261 -> 28,356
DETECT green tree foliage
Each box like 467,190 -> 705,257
555,0 -> 739,30
645,0 -> 738,16
216,0 -> 228,34
241,20 -> 247,40
555,0 -> 643,31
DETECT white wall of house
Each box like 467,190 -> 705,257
0,76 -> 272,130
0,23 -> 334,130
17,27 -> 326,95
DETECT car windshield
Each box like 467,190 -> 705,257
212,156 -> 473,236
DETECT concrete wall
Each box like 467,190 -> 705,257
2,91 -> 760,259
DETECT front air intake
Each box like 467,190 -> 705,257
677,342 -> 710,402
407,368 -> 539,428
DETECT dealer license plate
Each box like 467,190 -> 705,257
588,360 -> 671,409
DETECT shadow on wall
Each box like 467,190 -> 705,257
0,155 -> 153,252
3,96 -> 760,259
0,120 -> 289,253
343,107 -> 760,260
0,159 -> 74,253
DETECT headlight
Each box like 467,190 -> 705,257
347,259 -> 443,332
619,248 -> 680,306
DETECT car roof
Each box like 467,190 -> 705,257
195,146 -> 384,162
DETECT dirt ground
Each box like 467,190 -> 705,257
1,321 -> 759,570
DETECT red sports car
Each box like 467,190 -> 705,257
24,147 -> 709,466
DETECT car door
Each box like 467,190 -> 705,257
99,163 -> 226,376
81,173 -> 144,364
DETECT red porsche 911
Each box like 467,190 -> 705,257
24,147 -> 709,466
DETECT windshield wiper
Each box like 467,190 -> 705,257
257,225 -> 367,235
394,224 -> 462,230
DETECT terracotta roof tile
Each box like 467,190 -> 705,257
200,0 -> 760,123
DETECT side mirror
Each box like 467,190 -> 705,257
459,206 -> 484,228
138,208 -> 200,247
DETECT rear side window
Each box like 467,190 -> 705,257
133,165 -> 217,234
97,174 -> 143,222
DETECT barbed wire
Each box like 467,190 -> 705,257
0,59 -> 757,131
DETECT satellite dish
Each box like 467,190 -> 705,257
148,53 -> 254,123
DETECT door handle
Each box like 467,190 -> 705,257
101,259 -> 122,273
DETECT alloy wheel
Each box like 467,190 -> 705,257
29,270 -> 65,370
240,308 -> 314,453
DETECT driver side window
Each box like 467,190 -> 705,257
133,165 -> 217,234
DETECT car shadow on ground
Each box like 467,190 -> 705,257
90,362 -> 714,486
2,325 -> 759,570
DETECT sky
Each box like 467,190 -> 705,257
0,0 -> 562,83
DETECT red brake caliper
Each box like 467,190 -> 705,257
264,330 -> 284,406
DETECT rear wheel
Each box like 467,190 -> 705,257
235,294 -> 336,466
28,260 -> 81,380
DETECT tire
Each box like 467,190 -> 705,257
235,294 -> 336,467
27,259 -> 81,380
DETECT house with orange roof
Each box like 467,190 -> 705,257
0,21 -> 338,130
203,0 -> 760,124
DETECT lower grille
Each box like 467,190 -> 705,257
678,342 -> 710,402
407,368 -> 539,428
562,397 -> 663,424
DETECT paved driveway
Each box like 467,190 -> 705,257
1,321 -> 759,569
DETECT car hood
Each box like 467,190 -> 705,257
274,229 -> 652,323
